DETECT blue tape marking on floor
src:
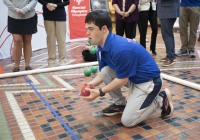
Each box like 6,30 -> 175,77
23,76 -> 79,140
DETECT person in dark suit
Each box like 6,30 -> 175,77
157,0 -> 180,67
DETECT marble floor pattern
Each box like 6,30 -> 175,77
0,28 -> 200,140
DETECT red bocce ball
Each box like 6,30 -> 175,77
80,84 -> 94,96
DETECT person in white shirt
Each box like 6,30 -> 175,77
3,0 -> 38,72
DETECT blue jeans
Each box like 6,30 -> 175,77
160,18 -> 176,60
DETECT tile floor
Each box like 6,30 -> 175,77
0,28 -> 200,140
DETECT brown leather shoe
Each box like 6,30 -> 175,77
160,57 -> 176,62
162,59 -> 175,67
160,57 -> 168,62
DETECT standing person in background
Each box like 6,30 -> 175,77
157,0 -> 180,67
138,0 -> 158,56
176,0 -> 200,58
38,0 -> 70,67
3,0 -> 38,72
132,20 -> 138,40
112,0 -> 139,39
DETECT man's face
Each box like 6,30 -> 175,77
85,22 -> 104,46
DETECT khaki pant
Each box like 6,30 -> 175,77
101,66 -> 163,127
179,7 -> 200,51
44,21 -> 66,65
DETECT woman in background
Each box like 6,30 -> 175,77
3,0 -> 38,72
112,0 -> 139,39
38,0 -> 70,67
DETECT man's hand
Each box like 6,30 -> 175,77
80,88 -> 99,101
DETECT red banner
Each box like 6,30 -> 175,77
68,0 -> 90,40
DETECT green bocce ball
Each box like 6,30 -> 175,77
91,66 -> 98,73
90,46 -> 96,55
86,41 -> 91,46
84,68 -> 92,76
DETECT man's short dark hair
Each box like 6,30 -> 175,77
85,10 -> 112,32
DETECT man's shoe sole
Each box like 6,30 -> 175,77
162,89 -> 174,118
103,111 -> 123,116
189,55 -> 195,58
176,53 -> 188,57
162,61 -> 175,67
160,59 -> 176,62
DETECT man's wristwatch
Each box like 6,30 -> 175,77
99,89 -> 105,97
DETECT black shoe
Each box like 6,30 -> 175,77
159,89 -> 173,118
25,66 -> 32,71
102,104 -> 125,116
188,50 -> 195,58
152,51 -> 157,56
176,49 -> 188,56
13,67 -> 20,72
162,59 -> 175,67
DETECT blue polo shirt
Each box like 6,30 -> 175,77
97,33 -> 160,84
